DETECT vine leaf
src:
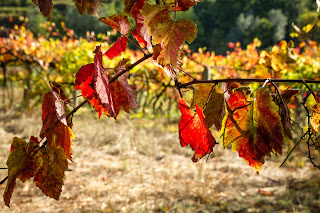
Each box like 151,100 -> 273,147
220,87 -> 284,173
74,0 -> 102,17
99,15 -> 130,59
75,63 -> 111,117
32,0 -> 53,18
123,0 -> 139,15
34,146 -> 68,200
110,59 -> 139,117
178,98 -> 215,162
4,137 -> 43,207
223,82 -> 240,102
311,94 -> 320,135
191,84 -> 225,130
141,3 -> 197,79
172,0 -> 203,11
272,89 -> 299,139
131,29 -> 147,48
130,0 -> 152,51
93,45 -> 116,117
41,84 -> 75,161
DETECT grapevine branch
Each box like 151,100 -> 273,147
180,78 -> 320,88
0,53 -> 154,186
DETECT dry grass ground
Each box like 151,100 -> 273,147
0,107 -> 320,213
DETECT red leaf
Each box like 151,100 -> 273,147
93,45 -> 116,117
130,0 -> 152,51
99,15 -> 130,36
75,63 -> 95,98
41,89 -> 75,161
104,36 -> 128,59
176,0 -> 202,11
111,59 -> 139,116
178,98 -> 215,162
75,64 -> 110,118
132,28 -> 147,48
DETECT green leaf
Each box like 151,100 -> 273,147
4,137 -> 43,207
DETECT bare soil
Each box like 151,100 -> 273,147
0,108 -> 319,213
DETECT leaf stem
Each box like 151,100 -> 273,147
279,132 -> 307,168
123,35 -> 148,55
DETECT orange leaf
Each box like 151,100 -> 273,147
220,87 -> 284,173
311,94 -> 320,135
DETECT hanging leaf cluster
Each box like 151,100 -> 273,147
3,83 -> 73,206
178,84 -> 301,174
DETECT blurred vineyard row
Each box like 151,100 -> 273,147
1,21 -> 320,118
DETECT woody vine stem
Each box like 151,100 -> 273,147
1,51 -> 320,186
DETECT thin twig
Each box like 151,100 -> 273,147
279,132 -> 307,168
122,34 -> 148,55
0,176 -> 8,185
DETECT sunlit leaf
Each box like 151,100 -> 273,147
191,84 -> 225,130
221,87 -> 284,173
130,0 -> 152,51
141,3 -> 197,79
104,36 -> 129,59
93,45 -> 116,117
99,15 -> 130,36
75,63 -> 109,117
178,98 -> 215,162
